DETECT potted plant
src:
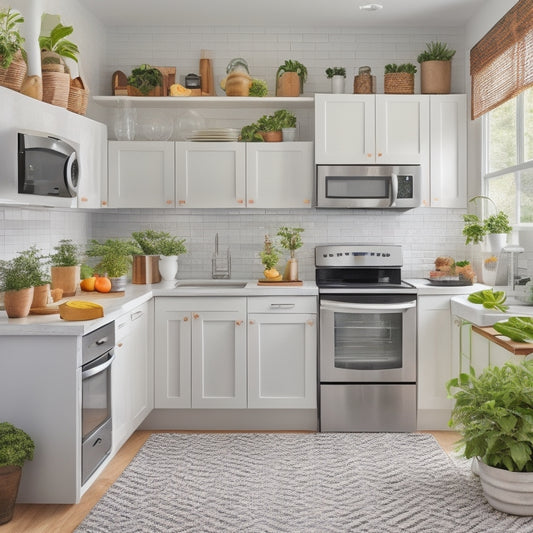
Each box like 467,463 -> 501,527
49,239 -> 81,297
276,59 -> 308,97
131,230 -> 187,283
0,7 -> 27,92
249,78 -> 268,97
85,238 -> 142,291
417,41 -> 456,94
256,110 -> 289,142
277,226 -> 304,281
0,422 -> 34,525
239,122 -> 264,142
275,109 -> 297,141
127,64 -> 163,96
39,20 -> 79,108
446,360 -> 533,515
18,246 -> 51,309
384,63 -> 417,94
325,67 -> 346,94
259,235 -> 282,281
0,252 -> 37,318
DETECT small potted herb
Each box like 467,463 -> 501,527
49,239 -> 81,297
325,67 -> 346,94
239,123 -> 264,142
249,78 -> 268,97
259,235 -> 282,281
276,59 -> 308,96
127,64 -> 163,96
417,41 -> 456,94
256,111 -> 285,142
277,226 -> 304,281
384,63 -> 417,94
275,109 -> 297,141
0,8 -> 26,92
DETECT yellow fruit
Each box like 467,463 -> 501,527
264,268 -> 281,279
169,83 -> 192,96
80,276 -> 96,291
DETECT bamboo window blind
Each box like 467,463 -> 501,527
470,0 -> 533,120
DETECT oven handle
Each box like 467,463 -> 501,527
390,173 -> 398,207
82,351 -> 115,380
320,300 -> 416,313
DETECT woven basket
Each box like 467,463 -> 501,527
42,71 -> 70,108
353,74 -> 375,94
384,72 -> 414,94
0,52 -> 27,92
67,85 -> 84,113
127,85 -> 162,97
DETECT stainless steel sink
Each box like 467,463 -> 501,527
175,280 -> 247,289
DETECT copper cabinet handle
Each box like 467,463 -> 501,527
183,316 -> 189,322
249,320 -> 255,325
367,153 -> 372,158
377,152 -> 383,157
101,201 -> 107,206
236,320 -> 243,326
248,199 -> 254,204
80,197 -> 88,202
193,313 -> 199,319
237,199 -> 244,204
303,199 -> 310,204
117,342 -> 124,348
178,200 -> 186,205
307,320 -> 315,326
166,200 -> 173,205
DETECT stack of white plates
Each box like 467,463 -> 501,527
188,128 -> 240,142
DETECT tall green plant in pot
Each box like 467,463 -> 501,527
447,360 -> 533,515
0,252 -> 37,318
49,239 -> 81,296
276,59 -> 307,97
417,41 -> 455,94
0,422 -> 34,525
18,246 -> 51,309
0,8 -> 27,92
277,226 -> 304,281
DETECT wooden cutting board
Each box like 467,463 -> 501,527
257,280 -> 303,286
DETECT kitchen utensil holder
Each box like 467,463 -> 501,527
212,248 -> 231,279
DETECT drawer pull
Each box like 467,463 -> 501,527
178,200 -> 186,205
270,303 -> 296,309
249,320 -> 255,325
131,310 -> 143,321
307,320 -> 315,327
183,316 -> 189,322
193,313 -> 199,319
117,342 -> 123,348
235,320 -> 243,326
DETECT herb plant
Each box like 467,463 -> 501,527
276,60 -> 308,86
275,109 -> 297,129
384,63 -> 417,74
259,235 -> 281,270
249,79 -> 268,97
0,422 -> 34,468
277,226 -> 304,258
239,123 -> 263,142
462,196 -> 512,244
467,288 -> 508,313
446,360 -> 533,472
0,249 -> 43,292
325,67 -> 346,78
49,239 -> 81,267
0,8 -> 25,69
417,41 -> 456,63
86,239 -> 142,278
39,21 -> 79,63
132,230 -> 187,256
128,64 -> 163,96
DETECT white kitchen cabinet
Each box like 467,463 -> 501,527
112,301 -> 154,452
175,142 -> 246,208
246,142 -> 313,208
108,141 -> 175,208
247,296 -> 317,408
314,94 -> 429,166
154,297 -> 247,409
426,95 -> 467,208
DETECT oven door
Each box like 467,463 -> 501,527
319,294 -> 416,382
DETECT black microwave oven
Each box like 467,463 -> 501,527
18,132 -> 79,198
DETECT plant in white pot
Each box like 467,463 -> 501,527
325,66 -> 346,94
447,360 -> 533,515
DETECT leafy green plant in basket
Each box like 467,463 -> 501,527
0,7 -> 26,69
384,63 -> 417,74
85,238 -> 141,278
417,41 -> 456,63
127,64 -> 163,96
39,21 -> 79,64
0,422 -> 34,468
132,230 -> 187,256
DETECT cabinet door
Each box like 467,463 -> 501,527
191,310 -> 247,408
314,94 -> 375,164
248,313 -> 317,408
108,141 -> 175,208
429,95 -> 467,208
375,95 -> 429,165
175,142 -> 246,208
246,142 -> 313,208
154,300 -> 192,408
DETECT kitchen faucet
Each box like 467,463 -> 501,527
212,233 -> 231,279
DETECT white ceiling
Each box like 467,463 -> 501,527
78,0 -> 488,28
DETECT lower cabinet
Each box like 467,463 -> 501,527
112,301 -> 154,451
154,295 -> 317,410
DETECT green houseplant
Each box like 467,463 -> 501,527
18,246 -> 51,309
325,67 -> 346,79
276,59 -> 308,96
259,235 -> 282,281
249,78 -> 268,97
127,64 -> 163,96
384,63 -> 417,94
326,67 -> 346,94
0,422 -> 34,525
239,122 -> 264,142
277,226 -> 304,281
417,41 -> 455,94
49,239 -> 81,297
256,111 -> 285,142
446,360 -> 533,514
0,8 -> 27,92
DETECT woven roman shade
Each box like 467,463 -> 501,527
470,0 -> 533,120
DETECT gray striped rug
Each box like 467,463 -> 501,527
76,432 -> 533,532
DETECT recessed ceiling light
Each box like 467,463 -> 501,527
359,3 -> 383,11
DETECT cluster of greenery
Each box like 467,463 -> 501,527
277,226 -> 304,258
384,63 -> 417,75
417,41 -> 456,63
0,246 -> 50,292
128,64 -> 163,95
462,196 -> 512,245
240,109 -> 296,141
0,422 -> 34,468
259,235 -> 281,270
132,230 -> 187,256
0,8 -> 25,69
249,79 -> 268,97
276,59 -> 308,86
39,21 -> 79,64
325,67 -> 346,79
446,360 -> 533,472
49,239 -> 81,267
85,239 -> 142,278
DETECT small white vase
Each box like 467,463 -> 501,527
331,75 -> 345,94
487,233 -> 507,253
159,255 -> 178,281
282,127 -> 296,142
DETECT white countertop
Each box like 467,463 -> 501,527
0,280 -> 318,336
406,279 -> 488,296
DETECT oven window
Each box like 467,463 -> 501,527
334,311 -> 402,370
82,358 -> 110,439
326,176 -> 389,199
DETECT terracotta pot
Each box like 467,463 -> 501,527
420,60 -> 451,94
3,287 -> 34,318
51,265 -> 80,297
276,72 -> 300,97
132,255 -> 161,284
0,466 -> 22,524
31,283 -> 52,308
259,130 -> 282,142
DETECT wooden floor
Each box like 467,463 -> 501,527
4,430 -> 460,533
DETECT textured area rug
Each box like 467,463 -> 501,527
76,433 -> 533,532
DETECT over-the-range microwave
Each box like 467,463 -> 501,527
316,164 -> 421,209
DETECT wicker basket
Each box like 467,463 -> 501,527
42,71 -> 70,108
127,85 -> 163,97
0,51 -> 27,92
384,72 -> 414,94
353,73 -> 375,94
67,77 -> 89,114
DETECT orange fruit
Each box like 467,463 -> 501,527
94,276 -> 112,293
80,276 -> 96,291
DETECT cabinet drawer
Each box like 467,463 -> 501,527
248,296 -> 317,314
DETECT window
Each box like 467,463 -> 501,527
483,87 -> 533,224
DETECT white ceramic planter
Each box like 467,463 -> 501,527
282,127 -> 296,142
331,75 -> 345,94
487,233 -> 507,253
478,459 -> 533,515
159,255 -> 178,281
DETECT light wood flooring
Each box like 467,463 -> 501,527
4,430 -> 460,533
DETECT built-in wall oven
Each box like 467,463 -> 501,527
81,322 -> 115,484
316,244 -> 417,432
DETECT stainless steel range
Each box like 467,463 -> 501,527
316,244 -> 417,432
